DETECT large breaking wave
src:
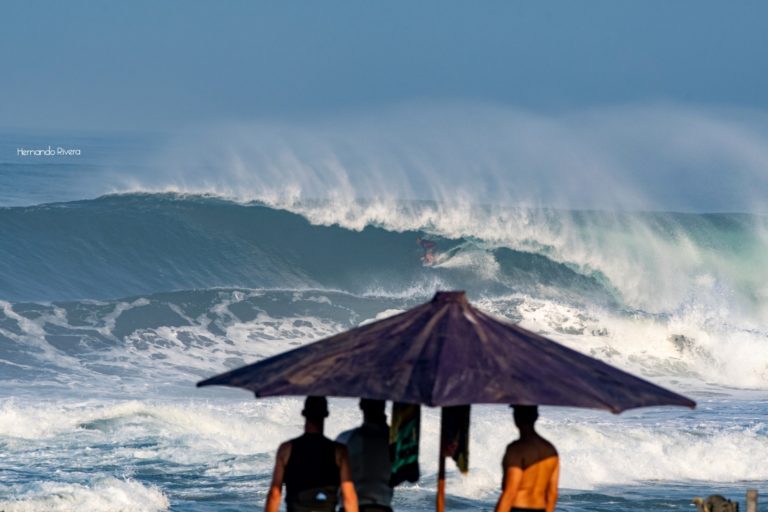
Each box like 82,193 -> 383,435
3,193 -> 767,313
1,193 -> 766,392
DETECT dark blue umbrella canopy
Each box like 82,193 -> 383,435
198,291 -> 695,413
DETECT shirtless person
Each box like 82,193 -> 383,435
265,396 -> 359,512
494,406 -> 559,512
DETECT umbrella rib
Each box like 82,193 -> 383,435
406,304 -> 450,406
429,316 -> 451,407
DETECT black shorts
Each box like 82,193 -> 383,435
341,506 -> 393,512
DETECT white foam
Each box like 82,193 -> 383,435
395,405 -> 768,497
551,417 -> 768,488
1,395 -> 765,505
3,286 -> 766,396
0,478 -> 169,512
0,398 -> 294,465
478,295 -> 768,390
59,290 -> 346,393
359,309 -> 405,326
360,275 -> 451,300
431,246 -> 500,280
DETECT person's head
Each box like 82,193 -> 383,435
302,396 -> 329,424
359,398 -> 386,424
512,405 -> 539,429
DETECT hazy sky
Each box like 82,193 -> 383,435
2,1 -> 767,131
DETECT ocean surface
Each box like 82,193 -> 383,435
0,135 -> 766,511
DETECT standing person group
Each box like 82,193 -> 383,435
265,397 -> 393,512
266,398 -> 559,512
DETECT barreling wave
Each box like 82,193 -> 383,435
3,192 -> 767,317
0,193 -> 619,305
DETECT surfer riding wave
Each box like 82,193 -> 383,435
416,237 -> 437,266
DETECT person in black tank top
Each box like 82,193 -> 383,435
265,397 -> 359,512
284,433 -> 341,507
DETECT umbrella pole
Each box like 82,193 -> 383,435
437,453 -> 446,512
437,410 -> 446,512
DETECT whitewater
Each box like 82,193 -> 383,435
0,124 -> 767,511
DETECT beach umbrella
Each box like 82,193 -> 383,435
198,291 -> 694,410
198,291 -> 695,510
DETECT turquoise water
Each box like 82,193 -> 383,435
0,137 -> 766,511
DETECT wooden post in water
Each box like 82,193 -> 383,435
746,489 -> 758,512
437,451 -> 446,512
437,409 -> 446,512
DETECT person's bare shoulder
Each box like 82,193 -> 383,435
504,440 -> 518,456
276,441 -> 292,464
503,441 -> 525,468
536,435 -> 558,458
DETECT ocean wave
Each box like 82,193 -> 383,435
1,194 -> 767,393
2,193 -> 767,323
0,288 -> 765,394
0,193 -> 621,305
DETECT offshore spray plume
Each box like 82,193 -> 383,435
120,102 -> 768,319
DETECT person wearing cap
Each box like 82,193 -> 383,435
336,399 -> 393,512
494,406 -> 559,512
265,396 -> 358,512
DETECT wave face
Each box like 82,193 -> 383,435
1,192 -> 767,511
0,194 -> 620,304
3,193 -> 767,314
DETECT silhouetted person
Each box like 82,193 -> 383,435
266,397 -> 358,512
494,406 -> 559,512
336,399 -> 393,512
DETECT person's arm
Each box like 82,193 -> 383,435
545,457 -> 559,512
494,446 -> 523,512
265,442 -> 290,512
337,444 -> 359,512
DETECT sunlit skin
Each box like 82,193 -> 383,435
494,409 -> 559,512
265,417 -> 358,512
